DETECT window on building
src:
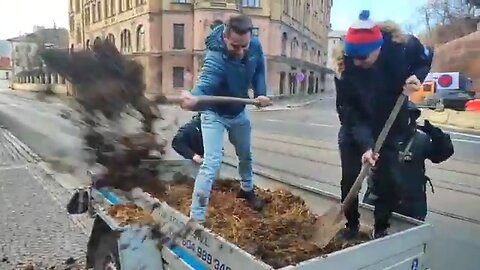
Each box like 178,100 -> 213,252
118,0 -> 123,12
126,0 -> 132,10
120,29 -> 132,53
136,0 -> 146,5
94,37 -> 101,46
92,3 -> 97,22
173,24 -> 185,49
173,0 -> 188,3
301,42 -> 308,60
290,37 -> 298,58
110,0 -> 116,15
283,0 -> 289,14
69,15 -> 74,32
85,6 -> 91,25
75,0 -> 80,13
97,1 -> 102,21
281,32 -> 287,56
136,25 -> 145,52
76,27 -> 81,44
173,67 -> 185,88
104,0 -> 109,18
242,0 -> 260,7
107,33 -> 115,47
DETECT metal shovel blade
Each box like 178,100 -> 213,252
311,203 -> 344,248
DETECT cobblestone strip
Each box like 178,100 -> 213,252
0,129 -> 91,269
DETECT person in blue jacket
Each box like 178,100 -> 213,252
179,14 -> 272,223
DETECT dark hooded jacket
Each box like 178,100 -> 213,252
364,102 -> 454,220
334,22 -> 434,153
191,24 -> 267,117
171,114 -> 204,160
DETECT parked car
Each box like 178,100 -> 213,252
421,89 -> 474,111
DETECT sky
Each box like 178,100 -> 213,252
0,0 -> 427,40
330,0 -> 427,32
0,0 -> 68,40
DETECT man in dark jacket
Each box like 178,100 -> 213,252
363,103 -> 454,221
334,10 -> 434,239
178,14 -> 272,223
171,113 -> 204,165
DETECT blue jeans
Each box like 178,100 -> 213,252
190,110 -> 253,222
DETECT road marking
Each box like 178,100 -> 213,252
452,138 -> 480,144
263,118 -> 336,128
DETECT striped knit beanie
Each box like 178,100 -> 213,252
344,10 -> 383,58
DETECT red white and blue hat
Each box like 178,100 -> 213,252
344,10 -> 383,58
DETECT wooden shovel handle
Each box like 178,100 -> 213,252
341,94 -> 407,213
157,95 -> 261,106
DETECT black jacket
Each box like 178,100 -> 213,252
171,114 -> 204,160
335,24 -> 434,153
363,115 -> 454,220
398,121 -> 454,198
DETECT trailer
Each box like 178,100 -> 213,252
68,159 -> 433,270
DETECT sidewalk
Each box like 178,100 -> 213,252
419,108 -> 480,132
0,128 -> 87,269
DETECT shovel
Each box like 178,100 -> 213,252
311,93 -> 407,248
154,95 -> 271,107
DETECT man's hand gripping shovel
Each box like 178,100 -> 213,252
311,93 -> 408,248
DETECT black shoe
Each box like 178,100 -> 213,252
372,228 -> 388,239
341,226 -> 359,240
238,190 -> 265,211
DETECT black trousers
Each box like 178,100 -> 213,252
339,139 -> 400,231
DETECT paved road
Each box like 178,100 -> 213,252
251,96 -> 480,162
248,97 -> 480,270
0,90 -> 479,269
0,127 -> 87,269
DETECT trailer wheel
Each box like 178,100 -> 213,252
93,232 -> 121,270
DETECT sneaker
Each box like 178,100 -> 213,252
341,226 -> 359,240
238,190 -> 265,211
372,229 -> 388,239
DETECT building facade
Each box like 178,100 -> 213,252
326,30 -> 344,71
7,27 -> 69,84
69,0 -> 333,97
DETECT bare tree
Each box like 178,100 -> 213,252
416,0 -> 479,45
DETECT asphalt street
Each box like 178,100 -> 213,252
0,89 -> 479,269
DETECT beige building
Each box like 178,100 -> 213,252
326,30 -> 344,71
69,0 -> 333,97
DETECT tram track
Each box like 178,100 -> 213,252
252,134 -> 480,171
252,133 -> 480,179
221,155 -> 480,226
